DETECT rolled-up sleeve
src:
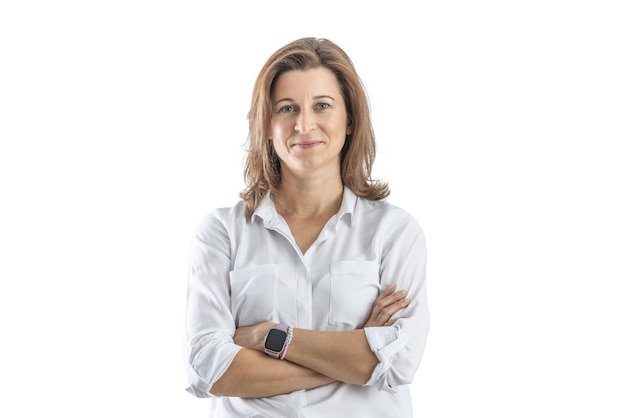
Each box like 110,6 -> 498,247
363,208 -> 429,393
185,210 -> 241,398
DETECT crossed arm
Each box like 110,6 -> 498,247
209,284 -> 410,397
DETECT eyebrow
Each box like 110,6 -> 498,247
273,95 -> 336,106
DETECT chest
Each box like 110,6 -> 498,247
228,218 -> 384,330
282,214 -> 330,255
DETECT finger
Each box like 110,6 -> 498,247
369,287 -> 396,313
364,286 -> 409,327
379,298 -> 410,321
381,299 -> 409,317
374,290 -> 408,314
384,290 -> 408,305
378,284 -> 396,300
385,314 -> 410,327
370,290 -> 407,320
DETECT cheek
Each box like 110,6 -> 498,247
328,119 -> 349,139
270,120 -> 291,140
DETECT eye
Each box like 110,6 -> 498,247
279,105 -> 296,113
316,103 -> 331,110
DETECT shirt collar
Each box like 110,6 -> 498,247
251,186 -> 357,226
251,192 -> 277,225
337,186 -> 357,226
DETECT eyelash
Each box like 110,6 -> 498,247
278,103 -> 331,113
279,105 -> 296,113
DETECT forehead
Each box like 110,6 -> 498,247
272,67 -> 342,99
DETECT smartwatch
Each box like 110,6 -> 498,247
264,324 -> 290,358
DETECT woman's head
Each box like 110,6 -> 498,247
241,37 -> 389,214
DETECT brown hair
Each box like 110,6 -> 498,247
240,37 -> 389,215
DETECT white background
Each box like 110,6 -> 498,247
1,1 -> 625,416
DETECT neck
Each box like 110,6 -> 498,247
274,174 -> 344,218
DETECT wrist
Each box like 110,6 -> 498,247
263,323 -> 293,359
255,322 -> 276,351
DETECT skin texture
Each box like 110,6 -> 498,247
211,284 -> 410,397
210,68 -> 410,397
269,67 -> 352,182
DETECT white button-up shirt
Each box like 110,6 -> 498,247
185,187 -> 429,418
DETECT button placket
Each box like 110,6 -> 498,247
295,262 -> 312,329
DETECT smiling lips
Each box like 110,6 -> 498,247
292,141 -> 322,149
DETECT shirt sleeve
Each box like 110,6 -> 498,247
363,208 -> 429,393
185,210 -> 242,398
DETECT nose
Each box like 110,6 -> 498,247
294,108 -> 316,134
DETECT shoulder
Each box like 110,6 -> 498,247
194,201 -> 247,239
356,198 -> 427,259
356,197 -> 424,234
354,197 -> 426,250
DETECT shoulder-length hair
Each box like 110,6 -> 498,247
240,37 -> 389,215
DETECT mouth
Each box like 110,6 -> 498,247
292,141 -> 322,149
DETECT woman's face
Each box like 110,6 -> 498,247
268,67 -> 352,179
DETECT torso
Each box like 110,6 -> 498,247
282,213 -> 334,254
274,188 -> 343,254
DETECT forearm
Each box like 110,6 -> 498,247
284,328 -> 379,385
230,284 -> 409,389
210,348 -> 335,398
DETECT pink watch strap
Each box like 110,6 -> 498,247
264,324 -> 290,359
280,326 -> 293,360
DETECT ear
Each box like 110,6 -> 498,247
346,119 -> 353,135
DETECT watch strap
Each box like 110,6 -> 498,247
279,326 -> 293,360
274,323 -> 288,333
264,323 -> 290,359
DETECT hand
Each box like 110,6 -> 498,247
363,284 -> 410,328
234,321 -> 275,352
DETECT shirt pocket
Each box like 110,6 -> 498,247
229,264 -> 278,327
329,260 -> 382,329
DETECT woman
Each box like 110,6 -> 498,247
185,37 -> 429,417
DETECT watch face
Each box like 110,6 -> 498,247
265,328 -> 287,352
